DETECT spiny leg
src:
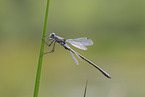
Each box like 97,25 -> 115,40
44,41 -> 56,54
45,35 -> 52,41
48,39 -> 54,46
42,39 -> 54,47
43,35 -> 51,41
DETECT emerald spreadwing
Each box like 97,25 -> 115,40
43,33 -> 111,79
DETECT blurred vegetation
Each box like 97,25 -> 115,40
0,0 -> 145,97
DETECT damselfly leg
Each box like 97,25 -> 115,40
42,39 -> 56,54
48,39 -> 55,46
45,35 -> 52,41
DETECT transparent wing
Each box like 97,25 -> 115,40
69,50 -> 79,65
65,44 -> 81,65
66,37 -> 93,46
66,37 -> 93,50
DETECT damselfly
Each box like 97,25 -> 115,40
43,33 -> 111,79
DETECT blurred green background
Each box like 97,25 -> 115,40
0,0 -> 145,97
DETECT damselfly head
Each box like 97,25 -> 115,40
49,33 -> 55,38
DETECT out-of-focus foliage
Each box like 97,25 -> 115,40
0,0 -> 145,97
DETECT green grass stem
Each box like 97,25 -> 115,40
84,80 -> 88,97
33,0 -> 50,97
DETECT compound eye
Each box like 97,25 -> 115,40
49,33 -> 55,38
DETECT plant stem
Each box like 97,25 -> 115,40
33,0 -> 50,97
84,80 -> 88,97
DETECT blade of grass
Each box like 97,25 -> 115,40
84,80 -> 88,97
33,0 -> 50,97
